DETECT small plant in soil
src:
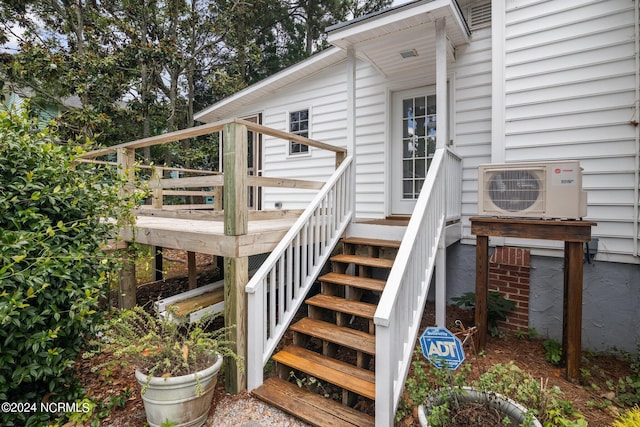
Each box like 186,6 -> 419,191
399,321 -> 587,427
451,291 -> 516,336
88,306 -> 240,390
543,339 -> 563,366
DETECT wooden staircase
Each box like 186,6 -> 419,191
252,236 -> 401,427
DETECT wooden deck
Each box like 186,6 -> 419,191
123,213 -> 299,257
81,118 -> 349,393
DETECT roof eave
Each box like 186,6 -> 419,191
194,47 -> 346,123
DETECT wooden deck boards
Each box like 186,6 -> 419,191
121,215 -> 299,257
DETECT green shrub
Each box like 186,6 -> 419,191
451,291 -> 516,336
0,108 -> 132,425
611,406 -> 640,427
543,339 -> 563,366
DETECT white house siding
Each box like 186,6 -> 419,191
449,24 -> 494,241
240,64 -> 349,211
352,63 -> 388,219
502,0 -> 639,262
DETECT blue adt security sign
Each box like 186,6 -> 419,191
419,327 -> 465,370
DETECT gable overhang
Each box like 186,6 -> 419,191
195,0 -> 470,124
326,0 -> 470,78
195,47 -> 347,123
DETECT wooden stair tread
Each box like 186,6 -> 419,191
342,237 -> 401,249
252,377 -> 375,427
273,345 -> 375,399
319,272 -> 386,292
306,294 -> 376,319
169,287 -> 224,317
330,254 -> 394,269
290,318 -> 375,355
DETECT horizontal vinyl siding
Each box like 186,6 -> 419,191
259,65 -> 348,210
354,63 -> 387,218
451,25 -> 493,239
503,0 -> 639,258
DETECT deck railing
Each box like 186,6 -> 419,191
80,118 -> 344,217
374,147 -> 461,426
245,156 -> 354,391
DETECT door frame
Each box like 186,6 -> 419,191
388,86 -> 437,216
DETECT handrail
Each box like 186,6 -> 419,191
245,156 -> 354,391
79,119 -> 347,214
81,118 -> 347,160
374,147 -> 461,427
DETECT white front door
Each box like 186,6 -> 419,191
391,88 -> 437,215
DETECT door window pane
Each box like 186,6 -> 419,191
400,95 -> 436,199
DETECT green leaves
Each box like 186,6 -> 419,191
0,109 -> 130,425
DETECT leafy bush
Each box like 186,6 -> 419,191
0,109 -> 132,425
451,291 -> 516,336
96,306 -> 239,381
543,339 -> 563,366
611,406 -> 640,427
398,348 -> 586,426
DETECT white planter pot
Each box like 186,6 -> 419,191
135,355 -> 223,427
417,387 -> 542,427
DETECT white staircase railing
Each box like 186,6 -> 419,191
374,147 -> 461,426
245,156 -> 354,391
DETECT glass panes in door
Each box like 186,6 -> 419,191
401,95 -> 436,199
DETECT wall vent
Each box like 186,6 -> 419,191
467,1 -> 491,30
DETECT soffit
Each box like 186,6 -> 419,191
327,0 -> 470,77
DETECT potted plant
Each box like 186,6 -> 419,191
99,306 -> 240,427
415,360 -> 585,427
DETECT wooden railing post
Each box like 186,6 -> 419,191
223,121 -> 248,235
214,185 -> 223,211
151,166 -> 163,209
223,121 -> 248,393
117,147 -> 137,309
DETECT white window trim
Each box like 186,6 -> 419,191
286,107 -> 312,158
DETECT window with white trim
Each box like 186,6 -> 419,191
289,109 -> 309,155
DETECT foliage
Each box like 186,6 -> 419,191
609,348 -> 640,408
543,339 -> 563,366
452,291 -> 516,336
611,406 -> 640,427
93,306 -> 241,385
0,108 -> 133,426
398,346 -> 586,426
1,0 -> 392,161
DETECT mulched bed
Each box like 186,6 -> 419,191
79,249 -> 633,427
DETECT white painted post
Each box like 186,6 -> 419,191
436,228 -> 446,327
346,46 -> 357,218
375,326 -> 393,427
491,0 -> 507,164
246,284 -> 265,391
436,18 -> 448,150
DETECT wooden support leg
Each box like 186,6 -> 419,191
119,244 -> 137,309
187,251 -> 197,290
564,241 -> 583,383
475,235 -> 489,349
153,246 -> 163,281
224,256 -> 248,393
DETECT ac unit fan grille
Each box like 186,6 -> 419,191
487,170 -> 541,212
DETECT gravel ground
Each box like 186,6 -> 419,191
207,391 -> 312,427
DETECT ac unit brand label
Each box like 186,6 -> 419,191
552,166 -> 578,186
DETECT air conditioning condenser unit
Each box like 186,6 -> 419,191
477,161 -> 587,219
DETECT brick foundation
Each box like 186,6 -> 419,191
489,246 -> 531,333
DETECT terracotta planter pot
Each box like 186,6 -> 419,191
418,387 -> 542,427
135,355 -> 223,427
